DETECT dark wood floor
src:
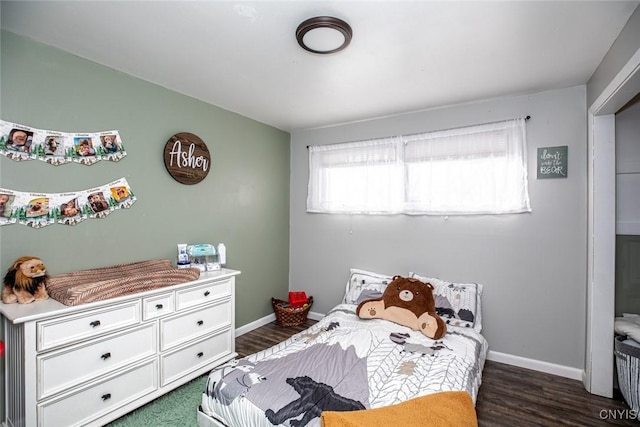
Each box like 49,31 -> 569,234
236,320 -> 640,426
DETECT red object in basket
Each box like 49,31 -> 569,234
289,291 -> 308,308
0,340 -> 4,358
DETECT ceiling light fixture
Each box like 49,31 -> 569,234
296,16 -> 352,55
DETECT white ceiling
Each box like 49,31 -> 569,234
1,1 -> 638,132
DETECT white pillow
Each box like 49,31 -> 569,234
343,268 -> 394,305
409,272 -> 484,333
615,316 -> 640,343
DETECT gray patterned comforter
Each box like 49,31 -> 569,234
200,304 -> 488,427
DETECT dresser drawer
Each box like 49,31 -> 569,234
175,278 -> 231,311
37,359 -> 158,427
161,328 -> 233,386
143,292 -> 174,320
38,323 -> 157,400
37,301 -> 141,351
161,299 -> 231,350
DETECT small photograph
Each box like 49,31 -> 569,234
74,137 -> 96,157
110,185 -> 130,203
15,194 -> 54,228
55,194 -> 86,225
60,198 -> 80,218
6,128 -> 34,153
26,197 -> 50,218
100,133 -> 122,154
44,135 -> 62,156
73,135 -> 101,165
0,126 -> 36,161
0,193 -> 15,219
107,178 -> 136,209
87,191 -> 109,214
40,132 -> 71,165
98,130 -> 126,162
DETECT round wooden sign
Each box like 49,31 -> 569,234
163,132 -> 211,185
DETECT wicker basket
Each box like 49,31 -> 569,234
272,296 -> 313,327
615,335 -> 640,412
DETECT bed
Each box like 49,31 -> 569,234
197,269 -> 489,427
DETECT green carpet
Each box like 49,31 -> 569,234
105,374 -> 208,427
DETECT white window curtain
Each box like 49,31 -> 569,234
307,118 -> 531,215
307,137 -> 405,214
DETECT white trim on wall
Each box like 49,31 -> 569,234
586,46 -> 640,398
236,314 -> 276,337
235,311 -> 324,337
487,351 -> 583,381
585,113 -> 616,398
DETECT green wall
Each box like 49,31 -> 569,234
0,30 -> 291,326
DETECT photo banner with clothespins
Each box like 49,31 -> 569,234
0,119 -> 126,164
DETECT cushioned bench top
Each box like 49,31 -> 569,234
47,259 -> 201,306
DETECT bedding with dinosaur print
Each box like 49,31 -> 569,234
199,303 -> 488,427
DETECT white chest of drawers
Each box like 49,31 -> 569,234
0,268 -> 240,427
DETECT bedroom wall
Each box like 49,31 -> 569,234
290,85 -> 588,370
0,31 -> 291,326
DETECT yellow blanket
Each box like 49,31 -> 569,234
320,391 -> 477,427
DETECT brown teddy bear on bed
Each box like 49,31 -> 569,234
356,275 -> 447,340
2,256 -> 49,304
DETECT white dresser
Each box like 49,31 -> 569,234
0,268 -> 240,427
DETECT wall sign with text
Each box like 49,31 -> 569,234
163,132 -> 211,185
537,146 -> 568,179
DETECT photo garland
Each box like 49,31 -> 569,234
0,178 -> 136,228
0,119 -> 126,165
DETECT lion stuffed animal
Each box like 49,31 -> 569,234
356,275 -> 447,340
2,256 -> 50,304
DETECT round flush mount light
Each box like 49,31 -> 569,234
296,16 -> 352,54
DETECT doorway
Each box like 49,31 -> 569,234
586,50 -> 640,398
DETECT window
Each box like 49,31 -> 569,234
307,118 -> 531,215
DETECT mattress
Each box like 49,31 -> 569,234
199,303 -> 489,427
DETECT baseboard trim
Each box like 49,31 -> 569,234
487,350 -> 584,381
307,311 -> 324,321
236,313 -> 276,337
235,311 -> 324,337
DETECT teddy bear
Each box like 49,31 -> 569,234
356,275 -> 447,340
2,256 -> 50,304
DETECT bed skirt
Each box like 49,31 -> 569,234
197,406 -> 227,427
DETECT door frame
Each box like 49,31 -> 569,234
585,48 -> 640,397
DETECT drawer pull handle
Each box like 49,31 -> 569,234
197,320 -> 204,326
197,352 -> 204,358
102,393 -> 112,401
204,291 -> 211,297
90,320 -> 101,328
156,304 -> 163,309
101,352 -> 112,360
